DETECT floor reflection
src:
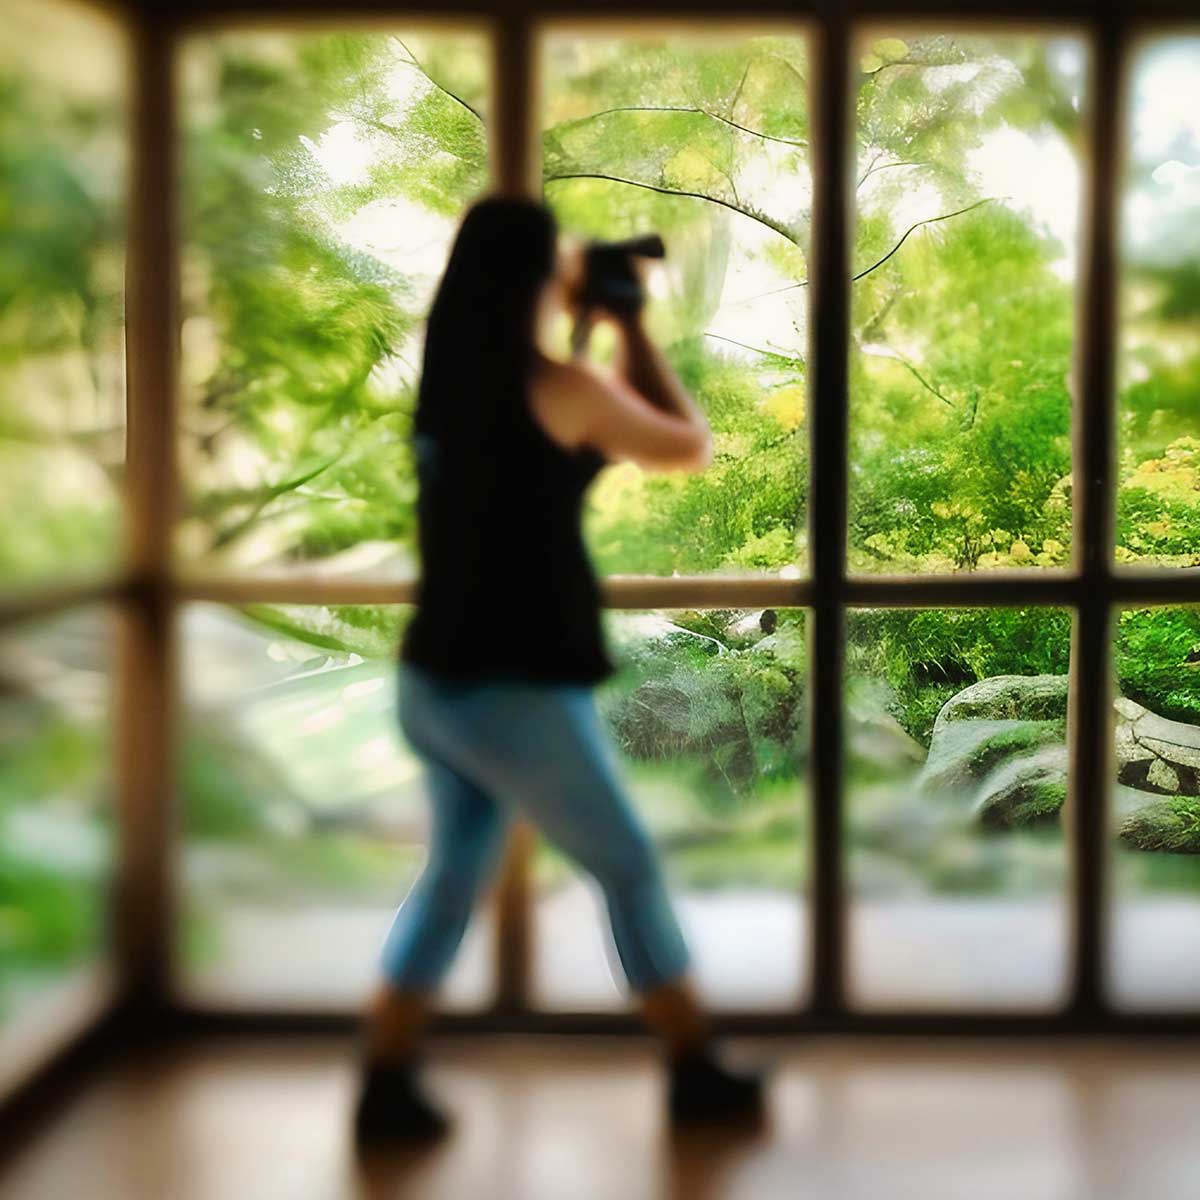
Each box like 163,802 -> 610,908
5,1036 -> 1200,1199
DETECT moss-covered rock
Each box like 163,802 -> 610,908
935,674 -> 1070,728
921,718 -> 1064,794
975,747 -> 1069,828
968,723 -> 1064,775
1120,797 -> 1200,854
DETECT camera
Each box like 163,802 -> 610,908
577,234 -> 666,318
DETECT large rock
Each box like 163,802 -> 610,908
933,674 -> 1069,730
974,746 -> 1069,829
849,709 -> 926,773
920,675 -> 1200,842
1120,796 -> 1200,854
846,678 -> 926,773
920,718 -> 1064,796
1114,697 -> 1200,796
919,675 -> 1071,824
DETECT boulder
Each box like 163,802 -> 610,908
920,717 -> 1064,795
748,623 -> 806,667
933,674 -> 1069,731
849,709 -> 927,773
973,746 -> 1069,829
917,675 -> 1072,826
918,674 -> 1200,840
728,609 -> 778,641
1119,796 -> 1200,854
846,677 -> 926,773
1113,699 -> 1200,796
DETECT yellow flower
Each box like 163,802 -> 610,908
761,385 -> 806,431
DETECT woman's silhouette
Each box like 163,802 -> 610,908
354,197 -> 763,1144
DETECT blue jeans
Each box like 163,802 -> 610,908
381,663 -> 691,994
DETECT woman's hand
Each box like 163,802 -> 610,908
568,302 -> 643,359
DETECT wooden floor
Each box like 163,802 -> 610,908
3,1035 -> 1198,1200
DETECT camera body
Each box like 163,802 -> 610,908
577,234 -> 666,318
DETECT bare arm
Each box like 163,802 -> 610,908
531,351 -> 712,472
613,315 -> 705,426
537,246 -> 711,471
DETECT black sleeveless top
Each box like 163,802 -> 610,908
400,389 -> 615,685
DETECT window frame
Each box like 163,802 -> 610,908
6,0 -> 1200,1072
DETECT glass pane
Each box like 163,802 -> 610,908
178,603 -> 492,1009
177,30 -> 490,580
1115,38 -> 1200,570
0,0 -> 127,587
846,607 -> 1071,1009
0,609 -> 113,1055
540,30 -> 811,578
848,34 -> 1085,574
1109,606 -> 1200,1010
534,609 -> 808,1010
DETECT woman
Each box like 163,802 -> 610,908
355,197 -> 763,1144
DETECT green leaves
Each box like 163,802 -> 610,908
180,32 -> 486,570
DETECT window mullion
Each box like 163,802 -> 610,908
116,16 -> 181,1013
1067,9 -> 1125,1019
489,10 -> 539,1014
806,5 -> 853,1020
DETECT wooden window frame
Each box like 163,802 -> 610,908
6,0 -> 1200,1068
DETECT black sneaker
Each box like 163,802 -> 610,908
668,1050 -> 766,1125
353,1060 -> 450,1147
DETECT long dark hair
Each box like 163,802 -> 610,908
415,197 -> 558,445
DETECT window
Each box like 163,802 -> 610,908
4,4 -> 1199,1106
0,608 -> 115,1088
541,29 -> 812,579
0,0 -> 127,586
534,609 -> 810,1011
1109,605 -> 1200,1010
1115,38 -> 1200,570
178,603 -> 492,1009
177,27 -> 491,581
848,33 -> 1086,575
0,0 -> 125,1095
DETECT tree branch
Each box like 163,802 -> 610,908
543,172 -> 800,244
851,196 -> 1001,281
727,61 -> 752,119
857,158 -> 930,188
865,345 -> 955,407
557,105 -> 807,149
207,454 -> 343,550
395,38 -> 483,122
704,332 -> 801,362
726,196 -> 1002,304
356,115 -> 481,166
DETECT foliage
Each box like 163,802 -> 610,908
1121,797 -> 1200,854
5,27 -> 1195,582
979,776 -> 1067,829
164,28 -> 1194,595
0,706 -> 107,1012
966,723 -> 1065,777
845,608 -> 1072,744
239,602 -> 408,660
0,850 -> 99,970
0,1 -> 126,583
182,725 -> 289,839
1115,607 -> 1200,725
5,27 -> 1200,999
602,610 -> 808,813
